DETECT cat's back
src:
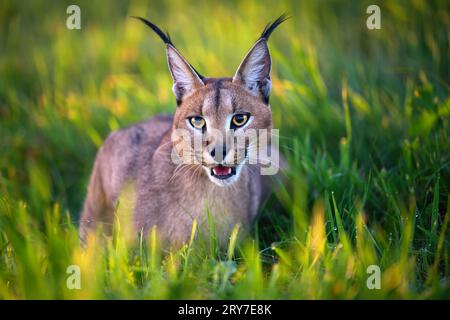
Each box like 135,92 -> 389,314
96,114 -> 173,202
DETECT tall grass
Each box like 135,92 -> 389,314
0,0 -> 449,299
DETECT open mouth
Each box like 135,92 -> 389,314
210,165 -> 236,180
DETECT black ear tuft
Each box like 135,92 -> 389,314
232,14 -> 289,103
260,13 -> 291,41
131,16 -> 174,45
131,16 -> 204,80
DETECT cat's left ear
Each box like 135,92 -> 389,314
232,39 -> 272,103
232,14 -> 290,104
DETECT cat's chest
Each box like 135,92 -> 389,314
135,166 -> 259,244
165,186 -> 251,244
172,184 -> 251,222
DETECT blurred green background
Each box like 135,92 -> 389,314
0,0 -> 449,299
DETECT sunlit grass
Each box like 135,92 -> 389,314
0,0 -> 449,299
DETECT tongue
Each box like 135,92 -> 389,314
212,166 -> 232,176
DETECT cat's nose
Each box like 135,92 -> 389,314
210,145 -> 227,163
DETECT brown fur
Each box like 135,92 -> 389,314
79,17 -> 288,246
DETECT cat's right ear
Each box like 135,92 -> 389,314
166,45 -> 204,103
131,16 -> 205,104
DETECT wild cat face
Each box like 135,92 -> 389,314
134,15 -> 288,186
172,78 -> 272,186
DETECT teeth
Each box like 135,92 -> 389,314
212,166 -> 232,176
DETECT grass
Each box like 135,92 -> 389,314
0,0 -> 449,299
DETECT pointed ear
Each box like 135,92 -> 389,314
232,39 -> 272,103
166,44 -> 204,103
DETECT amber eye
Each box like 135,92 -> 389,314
231,113 -> 249,128
189,116 -> 206,129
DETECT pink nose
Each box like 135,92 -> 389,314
210,145 -> 227,162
